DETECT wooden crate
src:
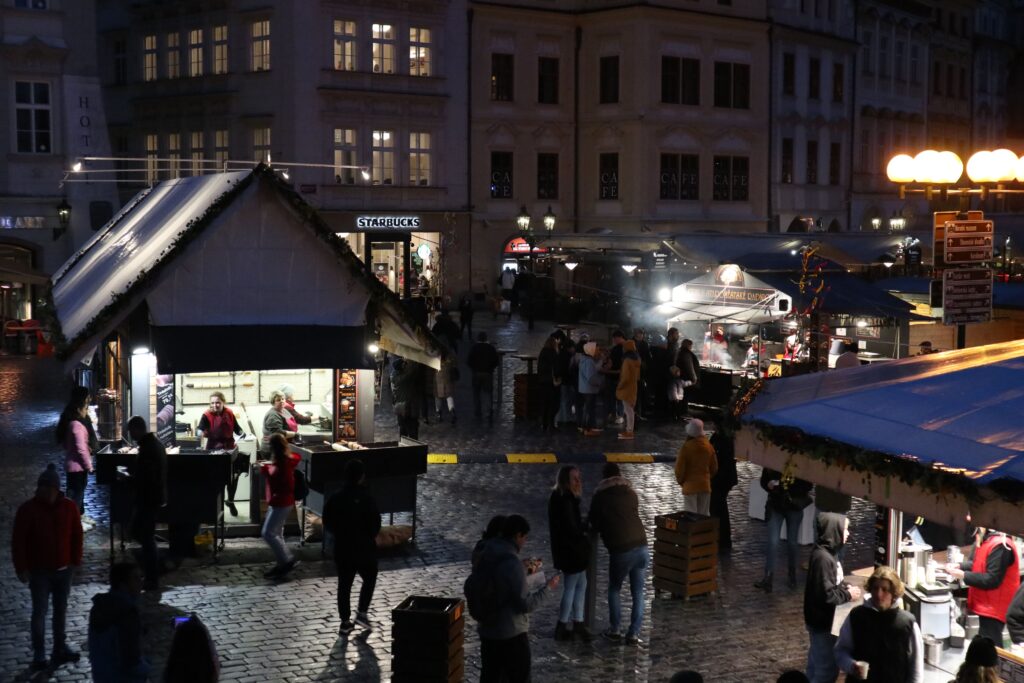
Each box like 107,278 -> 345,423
652,511 -> 719,599
654,576 -> 719,599
393,649 -> 464,679
392,597 -> 464,682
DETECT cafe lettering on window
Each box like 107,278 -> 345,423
599,153 -> 619,200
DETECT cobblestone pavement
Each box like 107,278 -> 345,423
0,338 -> 876,683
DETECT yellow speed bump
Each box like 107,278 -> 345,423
427,453 -> 458,464
605,453 -> 654,463
507,453 -> 557,464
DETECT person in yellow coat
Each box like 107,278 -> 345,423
674,419 -> 717,515
615,340 -> 642,440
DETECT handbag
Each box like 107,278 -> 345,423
293,468 -> 309,501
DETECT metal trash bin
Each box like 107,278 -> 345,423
392,596 -> 464,682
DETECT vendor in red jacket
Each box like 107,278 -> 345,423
11,464 -> 84,672
947,527 -> 1021,643
196,391 -> 246,514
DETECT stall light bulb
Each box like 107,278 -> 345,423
657,287 -> 671,303
132,345 -> 150,356
856,320 -> 867,329
71,161 -> 83,173
360,169 -> 371,181
367,342 -> 380,354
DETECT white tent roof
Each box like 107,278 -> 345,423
664,269 -> 792,325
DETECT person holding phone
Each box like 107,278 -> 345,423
164,614 -> 219,683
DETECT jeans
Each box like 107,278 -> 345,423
29,568 -> 72,662
66,471 -> 87,514
261,505 -> 292,567
132,508 -> 159,584
434,396 -> 455,418
557,385 -> 577,424
765,507 -> 804,575
579,393 -> 597,430
608,545 -> 648,637
805,626 -> 838,683
558,570 -> 587,623
336,554 -> 378,622
682,492 -> 711,516
471,372 -> 494,418
480,632 -> 531,683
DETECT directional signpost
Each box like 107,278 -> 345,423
932,211 -> 994,341
944,220 -> 993,264
942,268 -> 993,325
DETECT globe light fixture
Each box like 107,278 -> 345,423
990,149 -> 1019,182
935,152 -> 964,184
912,150 -> 941,183
967,151 -> 993,183
885,154 -> 915,183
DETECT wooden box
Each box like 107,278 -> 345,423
392,596 -> 464,682
652,512 -> 719,599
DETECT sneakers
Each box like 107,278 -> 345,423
354,612 -> 372,630
338,621 -> 355,635
617,431 -> 634,440
51,647 -> 80,666
30,660 -> 48,672
554,621 -> 573,641
573,621 -> 594,642
625,633 -> 643,646
601,628 -> 623,643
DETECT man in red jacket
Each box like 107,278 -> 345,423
948,527 -> 1020,643
11,464 -> 84,672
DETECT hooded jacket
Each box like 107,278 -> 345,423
475,536 -> 550,640
616,341 -> 641,404
578,352 -> 603,395
804,512 -> 852,631
589,475 -> 647,554
674,436 -> 718,495
88,589 -> 150,682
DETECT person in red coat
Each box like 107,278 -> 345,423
196,391 -> 247,515
259,433 -> 301,579
947,527 -> 1021,643
11,464 -> 84,672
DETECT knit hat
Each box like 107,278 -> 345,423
965,636 -> 998,668
37,463 -> 61,489
583,342 -> 597,357
685,418 -> 706,438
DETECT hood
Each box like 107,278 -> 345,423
595,475 -> 635,494
622,340 -> 639,359
478,536 -> 519,565
90,590 -> 137,632
815,512 -> 847,553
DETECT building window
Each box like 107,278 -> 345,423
861,31 -> 873,75
408,132 -> 431,186
15,0 -> 48,8
333,128 -> 358,184
143,35 -> 158,81
832,63 -> 844,102
188,29 -> 203,77
959,66 -> 966,100
14,82 -> 51,154
661,56 -> 699,105
145,133 -> 158,183
166,33 -> 180,79
878,36 -> 889,78
713,61 -> 750,109
946,64 -> 954,98
933,62 -> 942,95
168,133 -> 181,178
538,57 -> 559,104
659,153 -> 699,200
537,152 -> 558,199
190,131 -> 204,175
371,129 -> 394,184
829,142 -> 841,185
859,128 -> 870,172
214,129 -> 229,170
251,20 -> 270,71
598,153 -> 619,200
599,56 -> 619,104
213,25 -> 228,74
490,151 -> 513,198
371,23 -> 395,74
409,27 -> 431,76
808,58 -> 820,99
781,138 -> 793,183
910,45 -> 920,84
253,127 -> 270,164
333,21 -> 357,71
894,41 -> 905,82
491,53 -> 514,101
782,53 -> 795,96
806,141 -> 818,184
712,156 -> 749,201
113,40 -> 127,85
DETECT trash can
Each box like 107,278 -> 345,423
392,596 -> 464,682
18,330 -> 37,354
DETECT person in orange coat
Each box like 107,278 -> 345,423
673,419 -> 718,516
615,340 -> 642,440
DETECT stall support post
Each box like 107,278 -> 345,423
956,324 -> 966,350
886,508 -> 903,569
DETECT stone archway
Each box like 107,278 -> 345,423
786,216 -> 807,233
827,219 -> 842,232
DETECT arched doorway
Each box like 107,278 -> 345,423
827,219 -> 842,232
786,216 -> 809,233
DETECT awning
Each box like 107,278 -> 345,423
664,269 -> 792,324
754,271 -> 925,320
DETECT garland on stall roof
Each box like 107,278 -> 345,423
747,420 -> 1020,506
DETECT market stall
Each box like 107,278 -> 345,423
736,340 -> 1024,678
50,166 -> 442,554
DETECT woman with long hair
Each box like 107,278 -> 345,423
953,636 -> 1003,683
548,465 -> 592,641
164,614 -> 219,683
259,433 -> 301,579
55,386 -> 95,514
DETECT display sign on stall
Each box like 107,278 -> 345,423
944,220 -> 994,264
942,268 -> 993,325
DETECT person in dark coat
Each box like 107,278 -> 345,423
755,467 -> 814,592
548,465 -> 592,642
709,425 -> 738,549
1007,582 -> 1024,645
390,357 -> 420,439
536,335 -> 560,431
431,310 -> 461,353
323,459 -> 381,635
804,512 -> 861,683
88,562 -> 150,682
458,294 -> 474,339
127,416 -> 167,590
467,332 -> 500,422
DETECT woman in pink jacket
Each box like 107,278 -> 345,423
55,391 -> 94,514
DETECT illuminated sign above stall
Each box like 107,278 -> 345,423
503,236 -> 549,254
355,215 -> 421,230
679,283 -> 778,306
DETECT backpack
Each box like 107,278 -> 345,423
463,554 -> 507,623
293,469 -> 309,501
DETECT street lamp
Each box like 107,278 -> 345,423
889,213 -> 906,232
516,205 -> 531,232
542,206 -> 556,232
871,217 -> 881,231
887,148 -> 1024,206
53,198 -> 71,241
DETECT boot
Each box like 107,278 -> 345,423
787,567 -> 798,590
754,573 -> 773,593
554,621 -> 573,641
573,621 -> 594,642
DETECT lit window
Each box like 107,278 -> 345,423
371,23 -> 395,74
333,21 -> 356,71
251,20 -> 270,71
409,27 -> 431,76
166,33 -> 180,79
143,35 -> 158,81
190,131 -> 204,175
371,129 -> 394,184
253,127 -> 271,164
189,29 -> 204,77
15,0 -> 49,8
333,128 -> 358,184
213,25 -> 228,75
145,133 -> 159,183
408,132 -> 432,186
214,129 -> 229,170
14,81 -> 51,154
168,133 -> 181,178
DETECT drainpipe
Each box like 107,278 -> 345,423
848,1 -> 859,232
573,25 -> 581,233
767,21 -> 775,232
467,8 -> 475,285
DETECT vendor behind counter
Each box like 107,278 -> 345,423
946,528 -> 1021,645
